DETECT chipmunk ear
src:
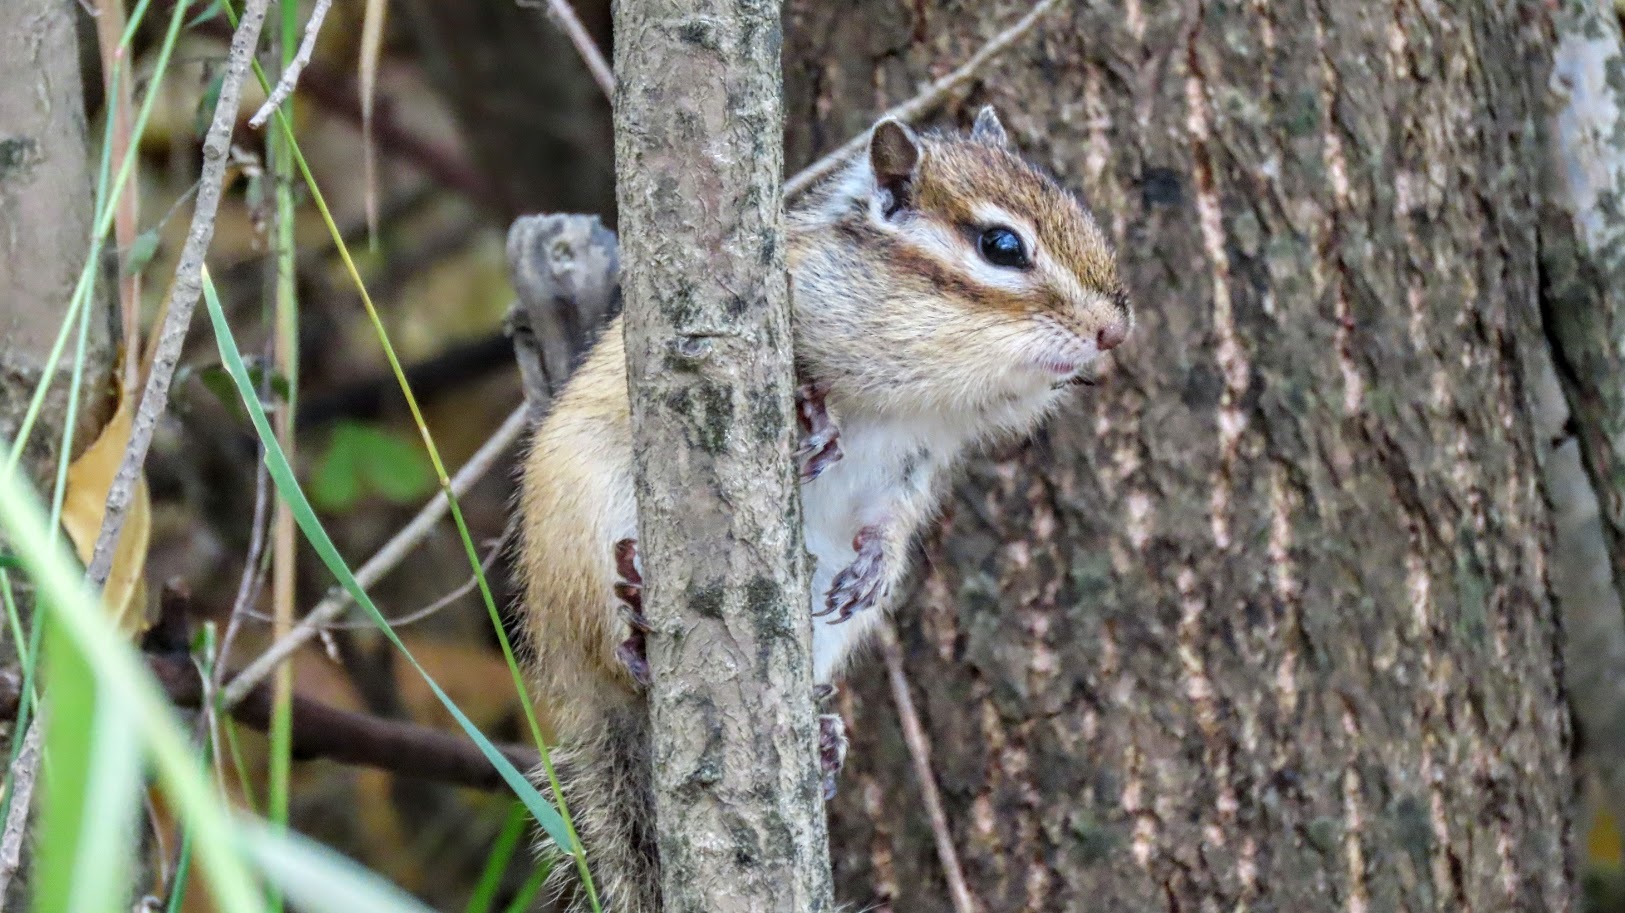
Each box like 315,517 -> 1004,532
868,118 -> 920,218
971,106 -> 1009,147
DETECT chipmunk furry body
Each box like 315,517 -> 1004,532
518,108 -> 1129,912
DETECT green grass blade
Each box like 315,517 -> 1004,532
0,447 -> 268,913
62,685 -> 144,913
33,615 -> 99,913
198,268 -> 572,848
241,821 -> 434,913
213,4 -> 600,904
501,860 -> 553,913
464,803 -> 528,913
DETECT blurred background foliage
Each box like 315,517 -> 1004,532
76,0 -> 618,906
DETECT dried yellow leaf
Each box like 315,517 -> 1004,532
61,395 -> 152,636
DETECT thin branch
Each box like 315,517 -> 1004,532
0,659 -> 538,792
0,720 -> 42,903
220,403 -> 529,708
533,0 -> 1058,198
214,435 -> 272,688
85,0 -> 273,593
878,622 -> 978,913
248,0 -> 333,128
527,0 -> 615,98
783,0 -> 1062,198
237,526 -> 512,631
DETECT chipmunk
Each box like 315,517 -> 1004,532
517,107 -> 1130,913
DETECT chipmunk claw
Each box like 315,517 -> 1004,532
796,381 -> 842,482
816,525 -> 886,623
613,538 -> 651,687
819,712 -> 848,800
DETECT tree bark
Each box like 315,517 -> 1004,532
614,0 -> 833,911
0,0 -> 113,487
786,2 -> 1576,911
0,0 -> 115,907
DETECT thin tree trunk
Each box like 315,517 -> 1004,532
0,0 -> 113,486
0,0 -> 115,907
787,2 -> 1574,910
614,0 -> 834,910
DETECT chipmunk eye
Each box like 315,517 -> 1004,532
978,226 -> 1030,269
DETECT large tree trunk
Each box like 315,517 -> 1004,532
787,2 -> 1576,910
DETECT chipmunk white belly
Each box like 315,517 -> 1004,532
801,412 -> 951,681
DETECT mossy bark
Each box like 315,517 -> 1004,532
785,2 -> 1576,910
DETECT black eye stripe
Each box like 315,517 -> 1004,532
978,225 -> 1031,269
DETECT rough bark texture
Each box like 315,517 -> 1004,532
613,0 -> 834,910
0,0 -> 113,486
784,2 -> 1576,911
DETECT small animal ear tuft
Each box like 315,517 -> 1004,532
971,105 -> 1010,147
869,118 -> 920,184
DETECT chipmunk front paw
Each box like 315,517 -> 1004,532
816,525 -> 887,623
612,538 -> 651,688
819,711 -> 849,801
796,381 -> 842,482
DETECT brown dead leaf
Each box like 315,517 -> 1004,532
61,393 -> 152,636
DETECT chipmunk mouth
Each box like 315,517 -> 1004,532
1030,339 -> 1098,380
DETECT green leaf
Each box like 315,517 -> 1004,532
196,364 -> 249,422
198,268 -> 575,850
123,228 -> 161,277
310,429 -> 363,512
195,362 -> 290,423
0,550 -> 19,572
353,426 -> 434,504
186,0 -> 224,27
311,423 -> 436,512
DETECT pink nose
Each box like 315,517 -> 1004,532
1097,322 -> 1128,352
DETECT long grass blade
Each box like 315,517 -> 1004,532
198,268 -> 572,848
0,446 -> 268,913
242,822 -> 435,913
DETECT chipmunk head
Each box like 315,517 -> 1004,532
792,107 -> 1131,422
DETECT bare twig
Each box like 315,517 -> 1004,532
784,0 -> 1061,198
0,660 -> 538,792
878,622 -> 978,913
0,721 -> 42,903
85,0 -> 272,594
220,403 -> 529,708
248,0 -> 334,128
535,0 -> 1058,198
215,333 -> 279,687
526,0 -> 615,98
238,526 -> 512,631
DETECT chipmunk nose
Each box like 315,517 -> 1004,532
1097,321 -> 1128,352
